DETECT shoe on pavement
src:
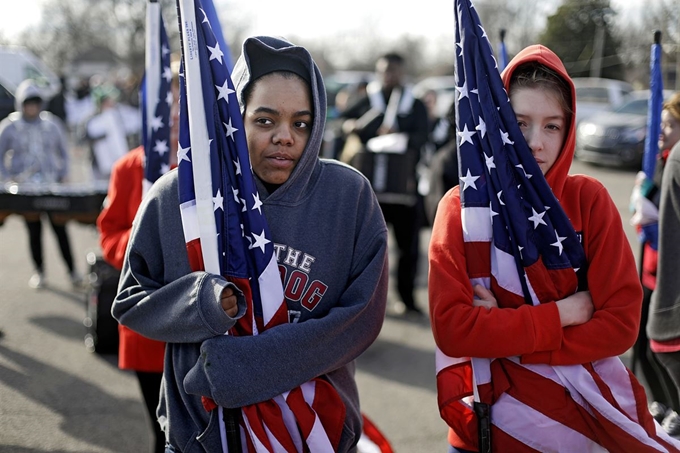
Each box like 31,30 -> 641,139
662,410 -> 680,436
28,273 -> 45,289
650,401 -> 669,424
70,270 -> 84,289
401,304 -> 425,320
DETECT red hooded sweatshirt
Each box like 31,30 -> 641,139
429,45 -> 653,451
97,146 -> 165,372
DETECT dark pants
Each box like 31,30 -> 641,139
632,285 -> 679,409
24,213 -> 74,274
380,200 -> 422,310
136,371 -> 165,453
655,352 -> 680,415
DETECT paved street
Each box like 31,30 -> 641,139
0,154 -> 638,452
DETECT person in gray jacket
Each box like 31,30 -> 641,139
112,36 -> 389,452
648,137 -> 680,435
0,79 -> 78,289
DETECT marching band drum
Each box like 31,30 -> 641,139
0,180 -> 120,354
0,180 -> 108,224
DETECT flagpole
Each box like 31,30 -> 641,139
146,0 -> 161,147
498,29 -> 508,73
177,0 -> 221,275
642,30 -> 663,180
144,0 -> 161,196
175,1 -> 242,450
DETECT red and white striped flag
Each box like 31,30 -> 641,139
175,0 -> 345,451
433,0 -> 680,451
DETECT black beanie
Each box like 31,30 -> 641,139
245,39 -> 311,86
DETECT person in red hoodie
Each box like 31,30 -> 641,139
429,42 -> 678,452
96,64 -> 179,453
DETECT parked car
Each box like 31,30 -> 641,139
575,90 -> 674,169
0,46 -> 61,101
0,47 -> 61,123
573,77 -> 634,126
413,75 -> 456,118
0,80 -> 15,122
324,70 -> 374,119
321,71 -> 375,159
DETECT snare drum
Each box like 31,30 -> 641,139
0,181 -> 108,225
349,149 -> 419,206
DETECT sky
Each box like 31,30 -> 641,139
0,0 -> 458,41
0,0 -> 42,39
0,0 -> 642,43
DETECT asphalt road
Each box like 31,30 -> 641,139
0,156 -> 639,453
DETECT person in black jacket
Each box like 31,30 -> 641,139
47,76 -> 68,126
340,52 -> 429,315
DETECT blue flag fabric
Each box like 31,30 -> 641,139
144,14 -> 172,187
643,39 -> 663,180
201,0 -> 234,71
176,0 -> 275,322
454,0 -> 585,299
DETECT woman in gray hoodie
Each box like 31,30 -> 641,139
0,79 -> 77,289
113,36 -> 389,452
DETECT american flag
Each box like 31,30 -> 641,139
454,0 -> 585,301
142,1 -> 172,193
433,0 -> 680,450
200,0 -> 233,71
175,0 -> 344,451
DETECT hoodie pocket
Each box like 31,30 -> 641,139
195,408 -> 227,452
336,421 -> 357,453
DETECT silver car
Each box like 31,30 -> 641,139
573,77 -> 634,126
575,90 -> 673,169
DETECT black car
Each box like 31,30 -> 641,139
575,90 -> 673,169
0,81 -> 14,122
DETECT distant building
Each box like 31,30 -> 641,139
65,46 -> 124,83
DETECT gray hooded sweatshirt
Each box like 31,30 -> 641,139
0,80 -> 69,183
112,36 -> 389,452
647,141 -> 680,342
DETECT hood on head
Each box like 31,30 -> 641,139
231,36 -> 327,201
15,79 -> 44,111
501,45 -> 576,199
232,36 -> 324,116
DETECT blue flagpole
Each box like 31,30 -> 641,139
643,30 -> 663,180
498,29 -> 508,73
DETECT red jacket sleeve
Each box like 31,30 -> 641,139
429,181 -> 641,366
428,188 -> 564,360
521,180 -> 642,365
96,150 -> 143,270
